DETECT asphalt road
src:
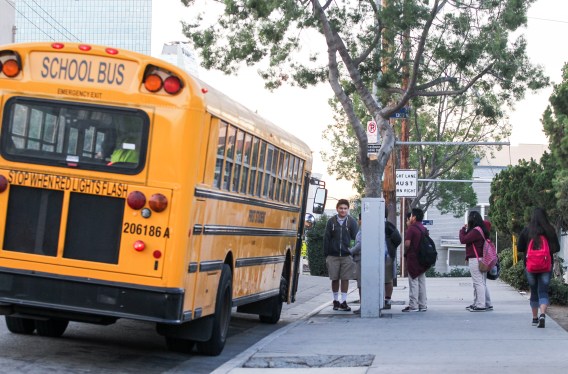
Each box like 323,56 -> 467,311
0,274 -> 329,374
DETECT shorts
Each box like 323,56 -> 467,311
326,255 -> 355,281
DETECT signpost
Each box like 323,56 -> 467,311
390,107 -> 410,119
396,169 -> 418,198
366,120 -> 380,156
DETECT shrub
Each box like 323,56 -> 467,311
499,248 -> 528,291
425,267 -> 471,277
549,278 -> 568,306
306,214 -> 329,277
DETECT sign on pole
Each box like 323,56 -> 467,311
367,120 -> 380,156
396,169 -> 418,197
390,107 -> 410,119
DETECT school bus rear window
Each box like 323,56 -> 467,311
1,97 -> 149,174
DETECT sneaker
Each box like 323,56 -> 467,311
419,307 -> 427,312
466,304 -> 475,311
486,306 -> 494,311
332,300 -> 340,311
383,302 -> 392,310
468,306 -> 487,312
538,314 -> 545,328
353,308 -> 361,315
402,306 -> 419,312
532,318 -> 539,326
338,301 -> 351,311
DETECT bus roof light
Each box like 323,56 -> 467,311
51,42 -> 65,49
78,44 -> 92,51
144,74 -> 163,92
105,48 -> 119,55
164,76 -> 182,95
149,193 -> 168,212
2,59 -> 21,77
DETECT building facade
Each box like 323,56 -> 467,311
0,0 -> 16,45
13,0 -> 151,54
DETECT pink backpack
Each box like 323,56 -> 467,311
473,227 -> 498,272
526,236 -> 551,273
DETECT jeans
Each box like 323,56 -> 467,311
525,270 -> 551,308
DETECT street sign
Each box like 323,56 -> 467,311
390,107 -> 410,119
422,220 -> 434,225
368,144 -> 381,154
396,169 -> 418,197
367,120 -> 378,144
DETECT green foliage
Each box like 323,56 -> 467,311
498,248 -> 528,291
306,214 -> 329,277
489,154 -> 556,236
425,267 -> 471,278
549,278 -> 568,306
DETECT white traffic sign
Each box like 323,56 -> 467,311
367,120 -> 378,144
396,169 -> 418,197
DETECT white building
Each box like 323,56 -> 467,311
0,0 -> 16,45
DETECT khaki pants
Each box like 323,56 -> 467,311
408,272 -> 427,309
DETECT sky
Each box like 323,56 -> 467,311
151,0 -> 568,202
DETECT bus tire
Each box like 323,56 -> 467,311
196,264 -> 232,356
165,337 -> 195,354
5,316 -> 35,335
259,276 -> 286,324
35,319 -> 69,337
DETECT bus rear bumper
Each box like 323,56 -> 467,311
0,267 -> 187,324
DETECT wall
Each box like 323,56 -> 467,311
0,0 -> 15,45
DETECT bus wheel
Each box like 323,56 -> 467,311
35,319 -> 69,337
259,276 -> 286,324
165,337 -> 195,354
5,316 -> 35,334
197,264 -> 232,356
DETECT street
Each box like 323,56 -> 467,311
0,274 -> 330,374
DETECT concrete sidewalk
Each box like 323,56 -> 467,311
215,275 -> 568,373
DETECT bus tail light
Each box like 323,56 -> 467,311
1,59 -> 21,78
153,250 -> 162,259
127,191 -> 146,210
0,175 -> 8,193
144,74 -> 163,92
133,240 -> 146,252
149,193 -> 168,212
142,64 -> 183,95
163,76 -> 181,94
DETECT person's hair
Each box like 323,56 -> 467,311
411,208 -> 424,222
336,199 -> 350,209
528,207 -> 556,249
467,211 -> 489,237
406,212 -> 411,221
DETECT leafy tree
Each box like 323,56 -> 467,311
489,154 -> 556,236
542,63 -> 568,231
181,0 -> 547,197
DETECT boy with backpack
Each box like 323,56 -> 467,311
402,208 -> 430,312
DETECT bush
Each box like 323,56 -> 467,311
425,267 -> 471,278
549,278 -> 568,305
499,248 -> 528,291
306,214 -> 329,277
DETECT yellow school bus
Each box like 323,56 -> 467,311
0,42 -> 327,355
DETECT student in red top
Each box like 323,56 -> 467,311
402,208 -> 429,312
459,211 -> 493,312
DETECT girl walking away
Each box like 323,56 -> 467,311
459,211 -> 493,312
517,207 -> 560,328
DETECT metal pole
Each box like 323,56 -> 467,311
396,141 -> 510,146
361,198 -> 384,318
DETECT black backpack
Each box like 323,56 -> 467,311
417,228 -> 437,268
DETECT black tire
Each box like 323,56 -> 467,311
5,316 -> 35,335
259,276 -> 286,324
35,319 -> 69,337
197,264 -> 232,356
165,337 -> 195,354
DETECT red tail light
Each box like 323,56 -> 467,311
153,250 -> 162,259
163,76 -> 181,94
0,175 -> 8,193
127,191 -> 146,210
133,240 -> 145,252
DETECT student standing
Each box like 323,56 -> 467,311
324,199 -> 358,311
402,208 -> 429,312
517,207 -> 560,328
459,211 -> 493,312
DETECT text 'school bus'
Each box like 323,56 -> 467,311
0,43 -> 327,356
